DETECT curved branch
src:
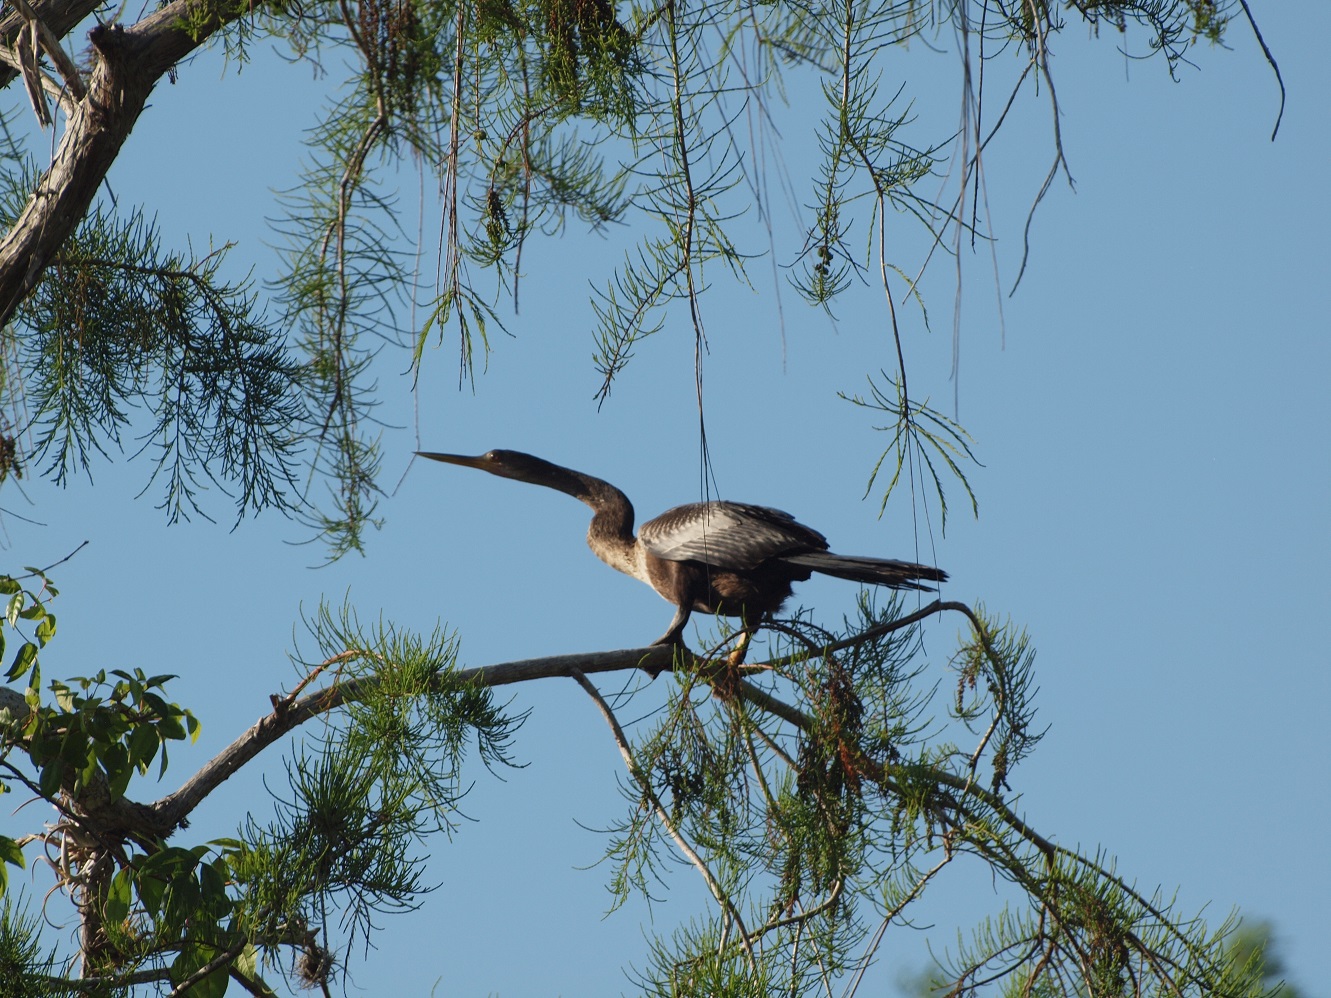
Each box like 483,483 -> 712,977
0,0 -> 272,326
16,600 -> 986,853
128,603 -> 982,838
1237,0 -> 1285,141
569,666 -> 755,966
148,643 -> 677,833
0,0 -> 102,90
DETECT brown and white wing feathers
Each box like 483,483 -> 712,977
639,501 -> 828,570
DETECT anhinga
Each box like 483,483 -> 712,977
417,449 -> 947,656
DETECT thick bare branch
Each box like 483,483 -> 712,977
8,0 -> 87,101
0,0 -> 270,327
0,0 -> 101,90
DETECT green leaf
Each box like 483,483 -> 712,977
0,577 -> 18,595
104,868 -> 133,925
79,747 -> 99,790
157,713 -> 187,741
136,855 -> 174,914
6,641 -> 37,682
0,835 -> 25,869
199,860 -> 233,919
5,593 -> 23,627
34,612 -> 55,646
234,943 -> 259,980
128,722 -> 160,773
163,870 -> 202,923
38,761 -> 62,798
104,742 -> 134,799
171,943 -> 231,998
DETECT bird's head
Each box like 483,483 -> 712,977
416,450 -> 586,495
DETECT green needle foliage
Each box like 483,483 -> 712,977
0,569 -> 1276,994
0,0 -> 1287,993
0,0 -> 1277,548
1,186 -> 307,525
0,575 -> 525,993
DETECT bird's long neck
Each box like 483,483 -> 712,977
579,479 -> 641,578
529,463 -> 641,577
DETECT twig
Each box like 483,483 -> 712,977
165,942 -> 247,997
568,665 -> 756,969
763,599 -> 974,671
1236,0 -> 1284,141
839,853 -> 952,998
9,0 -> 86,100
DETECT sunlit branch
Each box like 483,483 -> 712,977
569,665 -> 757,968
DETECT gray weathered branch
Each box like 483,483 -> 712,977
149,643 -> 679,834
0,0 -> 267,326
0,0 -> 101,89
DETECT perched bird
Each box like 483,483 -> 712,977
417,450 -> 946,657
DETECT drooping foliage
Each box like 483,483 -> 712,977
0,0 -> 1285,993
0,0 -> 1279,549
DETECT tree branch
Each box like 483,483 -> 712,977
147,643 -> 678,833
8,596 -> 990,862
0,0 -> 272,327
8,0 -> 87,102
0,0 -> 102,90
569,665 -> 755,965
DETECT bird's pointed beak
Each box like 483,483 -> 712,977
415,451 -> 489,471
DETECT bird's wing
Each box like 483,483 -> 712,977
639,501 -> 828,570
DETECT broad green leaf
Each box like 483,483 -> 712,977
5,641 -> 36,681
157,713 -> 187,741
235,943 -> 259,979
79,747 -> 99,790
128,723 -> 160,772
104,868 -> 133,925
105,743 -> 134,799
171,942 -> 231,998
136,864 -> 167,915
0,835 -> 25,868
38,761 -> 62,798
0,577 -> 18,595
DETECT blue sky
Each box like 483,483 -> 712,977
2,4 -> 1327,995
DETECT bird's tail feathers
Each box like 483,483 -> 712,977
782,551 -> 947,591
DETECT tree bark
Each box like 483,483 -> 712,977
0,0 -> 103,90
0,0 -> 257,327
